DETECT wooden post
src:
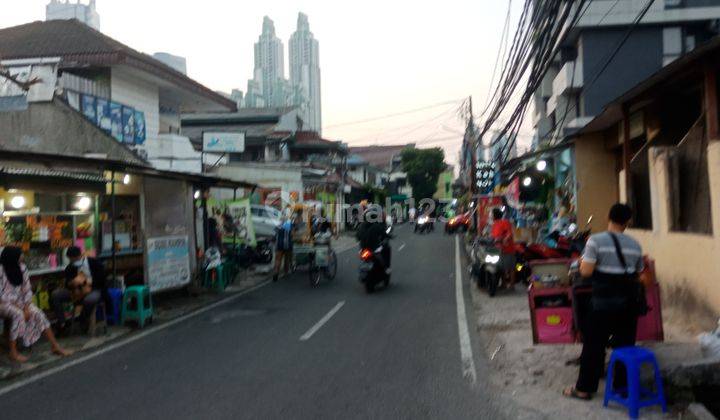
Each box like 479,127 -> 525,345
622,104 -> 632,204
704,64 -> 719,141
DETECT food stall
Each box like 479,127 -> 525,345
527,257 -> 664,344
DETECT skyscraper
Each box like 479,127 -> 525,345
245,16 -> 288,108
46,0 -> 100,30
289,12 -> 322,133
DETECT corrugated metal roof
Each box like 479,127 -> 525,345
0,167 -> 106,183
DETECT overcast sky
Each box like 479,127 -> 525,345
1,0 -> 526,167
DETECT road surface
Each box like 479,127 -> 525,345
0,225 -> 509,419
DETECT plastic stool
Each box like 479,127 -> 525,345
604,346 -> 668,418
106,288 -> 123,325
120,285 -> 153,328
204,264 -> 227,292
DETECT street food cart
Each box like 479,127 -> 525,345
528,257 -> 664,344
290,204 -> 337,287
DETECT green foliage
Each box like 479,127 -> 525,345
361,183 -> 388,204
400,148 -> 446,200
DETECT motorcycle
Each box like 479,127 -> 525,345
228,238 -> 273,268
469,237 -> 504,297
414,215 -> 433,234
358,225 -> 393,293
514,216 -> 594,283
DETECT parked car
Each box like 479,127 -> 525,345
250,205 -> 281,238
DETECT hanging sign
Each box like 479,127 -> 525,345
203,132 -> 245,153
475,161 -> 496,194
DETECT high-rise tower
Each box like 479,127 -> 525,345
289,12 -> 322,133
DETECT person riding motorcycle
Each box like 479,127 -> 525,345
356,205 -> 392,274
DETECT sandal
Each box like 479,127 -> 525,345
563,387 -> 592,401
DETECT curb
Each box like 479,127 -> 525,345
686,403 -> 718,420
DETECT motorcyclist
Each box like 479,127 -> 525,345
491,207 -> 517,288
356,204 -> 392,274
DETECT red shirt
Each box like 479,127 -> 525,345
491,219 -> 515,254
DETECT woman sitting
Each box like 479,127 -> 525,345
0,247 -> 71,362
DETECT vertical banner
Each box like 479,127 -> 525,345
109,101 -> 123,142
505,177 -> 521,208
121,106 -> 135,144
134,110 -> 146,145
81,94 -> 96,122
96,98 -> 111,132
146,235 -> 191,292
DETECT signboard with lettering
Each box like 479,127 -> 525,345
203,132 -> 245,153
475,161 -> 496,194
146,235 -> 191,292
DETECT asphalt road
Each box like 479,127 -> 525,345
0,225 -> 507,420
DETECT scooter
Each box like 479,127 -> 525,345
358,225 -> 393,293
414,215 -> 434,234
469,237 -> 504,297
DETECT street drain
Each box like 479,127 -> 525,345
210,309 -> 268,323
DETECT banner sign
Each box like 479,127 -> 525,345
206,198 -> 256,247
121,106 -> 135,144
81,94 -> 96,122
203,132 -> 245,153
475,161 -> 496,194
134,110 -> 146,145
109,101 -> 123,142
146,235 -> 191,292
505,177 -> 521,208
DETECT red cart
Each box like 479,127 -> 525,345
528,257 -> 664,344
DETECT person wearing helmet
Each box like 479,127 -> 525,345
356,204 -> 392,274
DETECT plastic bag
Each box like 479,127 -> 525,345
698,319 -> 720,359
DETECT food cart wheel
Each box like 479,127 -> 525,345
323,250 -> 337,281
309,259 -> 321,287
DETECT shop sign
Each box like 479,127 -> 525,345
206,198 -> 257,247
203,132 -> 245,153
147,235 -> 191,292
475,161 -> 496,194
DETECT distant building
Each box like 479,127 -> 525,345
348,144 -> 415,199
46,0 -> 100,30
243,16 -> 289,109
531,0 -> 720,148
152,52 -> 187,75
289,12 -> 322,133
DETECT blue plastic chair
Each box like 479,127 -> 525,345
604,346 -> 668,419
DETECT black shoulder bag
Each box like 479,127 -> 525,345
609,233 -> 649,316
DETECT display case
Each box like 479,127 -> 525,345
0,211 -> 96,275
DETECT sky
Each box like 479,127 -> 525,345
0,0 -> 528,168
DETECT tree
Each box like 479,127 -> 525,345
400,147 -> 446,200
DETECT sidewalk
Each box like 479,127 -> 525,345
468,275 -> 718,419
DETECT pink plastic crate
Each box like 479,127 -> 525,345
535,307 -> 574,344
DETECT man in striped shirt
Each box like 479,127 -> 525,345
564,203 -> 644,401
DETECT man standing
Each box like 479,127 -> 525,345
564,203 -> 644,400
272,218 -> 294,282
51,247 -> 107,332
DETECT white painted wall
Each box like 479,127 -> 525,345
110,68 -> 160,147
218,163 -> 305,202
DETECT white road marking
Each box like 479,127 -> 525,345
455,235 -> 478,385
299,301 -> 345,341
0,280 -> 271,397
398,243 -> 406,251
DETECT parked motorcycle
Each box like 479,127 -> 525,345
358,225 -> 393,293
228,238 -> 273,268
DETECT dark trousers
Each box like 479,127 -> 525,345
51,289 -> 102,326
576,309 -> 638,393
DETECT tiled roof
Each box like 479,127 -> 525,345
347,144 -> 414,169
0,20 -> 235,110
